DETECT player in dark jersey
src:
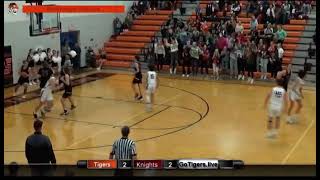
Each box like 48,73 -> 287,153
14,60 -> 29,98
132,56 -> 143,100
276,64 -> 292,91
59,67 -> 76,116
38,61 -> 54,89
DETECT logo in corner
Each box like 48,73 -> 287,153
8,2 -> 19,15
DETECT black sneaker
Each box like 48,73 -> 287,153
33,112 -> 38,119
71,105 -> 76,110
60,111 -> 69,116
137,96 -> 143,100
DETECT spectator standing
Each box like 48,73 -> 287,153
275,25 -> 287,44
109,126 -> 137,176
51,50 -> 61,75
145,47 -> 155,67
268,41 -> 276,55
236,41 -> 245,80
276,43 -> 284,65
113,17 -> 122,35
190,42 -> 202,76
200,44 -> 210,76
235,21 -> 244,35
256,39 -> 264,72
216,33 -> 228,52
269,52 -> 278,79
165,37 -> 179,75
246,42 -> 257,84
260,45 -> 269,80
154,40 -> 165,72
25,120 -> 56,176
264,23 -> 274,45
266,4 -> 275,24
231,0 -> 241,16
250,15 -> 258,33
220,46 -> 230,75
195,3 -> 201,20
85,47 -> 96,68
226,20 -> 235,36
283,1 -> 291,23
212,49 -> 220,80
229,43 -> 238,79
182,41 -> 191,77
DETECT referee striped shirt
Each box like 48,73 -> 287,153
111,137 -> 136,160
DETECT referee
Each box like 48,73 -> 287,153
109,126 -> 137,176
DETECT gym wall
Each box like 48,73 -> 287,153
4,1 -> 133,83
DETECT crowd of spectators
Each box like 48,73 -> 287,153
149,0 -> 313,84
113,0 -> 178,36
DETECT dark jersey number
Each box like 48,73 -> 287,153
274,91 -> 282,98
150,74 -> 155,79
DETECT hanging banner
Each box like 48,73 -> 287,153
4,46 -> 13,86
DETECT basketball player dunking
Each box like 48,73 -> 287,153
15,60 -> 30,98
59,67 -> 76,116
132,56 -> 143,100
145,65 -> 159,112
264,79 -> 288,138
287,70 -> 306,124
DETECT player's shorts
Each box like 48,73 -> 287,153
268,107 -> 282,118
146,85 -> 156,94
289,90 -> 302,101
40,89 -> 54,102
18,77 -> 29,85
62,91 -> 72,98
132,73 -> 142,84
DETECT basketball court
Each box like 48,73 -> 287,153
4,71 -> 316,165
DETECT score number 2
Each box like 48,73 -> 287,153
165,160 -> 176,169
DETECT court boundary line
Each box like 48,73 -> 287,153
4,84 -> 209,152
281,119 -> 315,164
65,106 -> 171,149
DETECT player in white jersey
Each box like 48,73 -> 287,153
287,70 -> 306,124
33,75 -> 59,119
145,65 -> 159,112
264,79 -> 288,138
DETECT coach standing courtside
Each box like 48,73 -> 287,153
109,126 -> 137,176
25,120 -> 56,176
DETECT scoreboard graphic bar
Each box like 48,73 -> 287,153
177,159 -> 219,169
77,159 -> 244,169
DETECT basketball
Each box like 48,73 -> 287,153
69,50 -> 77,58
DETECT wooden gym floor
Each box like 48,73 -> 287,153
4,71 -> 316,165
